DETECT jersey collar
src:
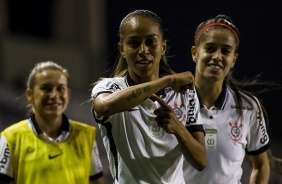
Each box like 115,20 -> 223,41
30,113 -> 71,135
198,84 -> 228,110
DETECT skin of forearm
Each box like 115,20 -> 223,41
90,177 -> 105,184
271,157 -> 282,175
250,165 -> 270,184
250,156 -> 270,184
175,129 -> 207,171
267,150 -> 282,175
94,77 -> 171,117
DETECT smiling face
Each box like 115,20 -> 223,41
26,70 -> 70,119
118,16 -> 166,82
192,28 -> 238,83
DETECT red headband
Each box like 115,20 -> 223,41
195,22 -> 239,43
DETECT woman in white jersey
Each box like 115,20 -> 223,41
183,15 -> 270,184
91,9 -> 207,184
0,61 -> 105,184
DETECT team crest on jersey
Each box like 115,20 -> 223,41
228,121 -> 243,142
108,83 -> 121,91
170,101 -> 186,123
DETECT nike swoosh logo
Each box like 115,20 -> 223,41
48,153 -> 62,159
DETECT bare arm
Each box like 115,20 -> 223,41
93,72 -> 194,117
177,131 -> 206,171
267,149 -> 282,175
90,177 -> 105,184
249,151 -> 270,184
151,95 -> 207,171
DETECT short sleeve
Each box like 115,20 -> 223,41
185,89 -> 204,133
89,141 -> 103,178
91,78 -> 124,121
0,134 -> 13,179
246,98 -> 270,155
91,78 -> 122,100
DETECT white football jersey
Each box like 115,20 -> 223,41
183,86 -> 270,184
92,75 -> 204,184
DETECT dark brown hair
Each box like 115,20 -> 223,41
113,9 -> 172,77
194,14 -> 239,49
194,15 -> 270,126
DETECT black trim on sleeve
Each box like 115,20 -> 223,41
246,143 -> 270,156
96,91 -> 112,97
89,171 -> 104,181
0,173 -> 12,183
187,124 -> 205,134
91,91 -> 112,124
91,107 -> 109,124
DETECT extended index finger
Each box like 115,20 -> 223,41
150,94 -> 171,110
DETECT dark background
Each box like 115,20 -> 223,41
105,1 -> 282,139
105,2 -> 282,182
